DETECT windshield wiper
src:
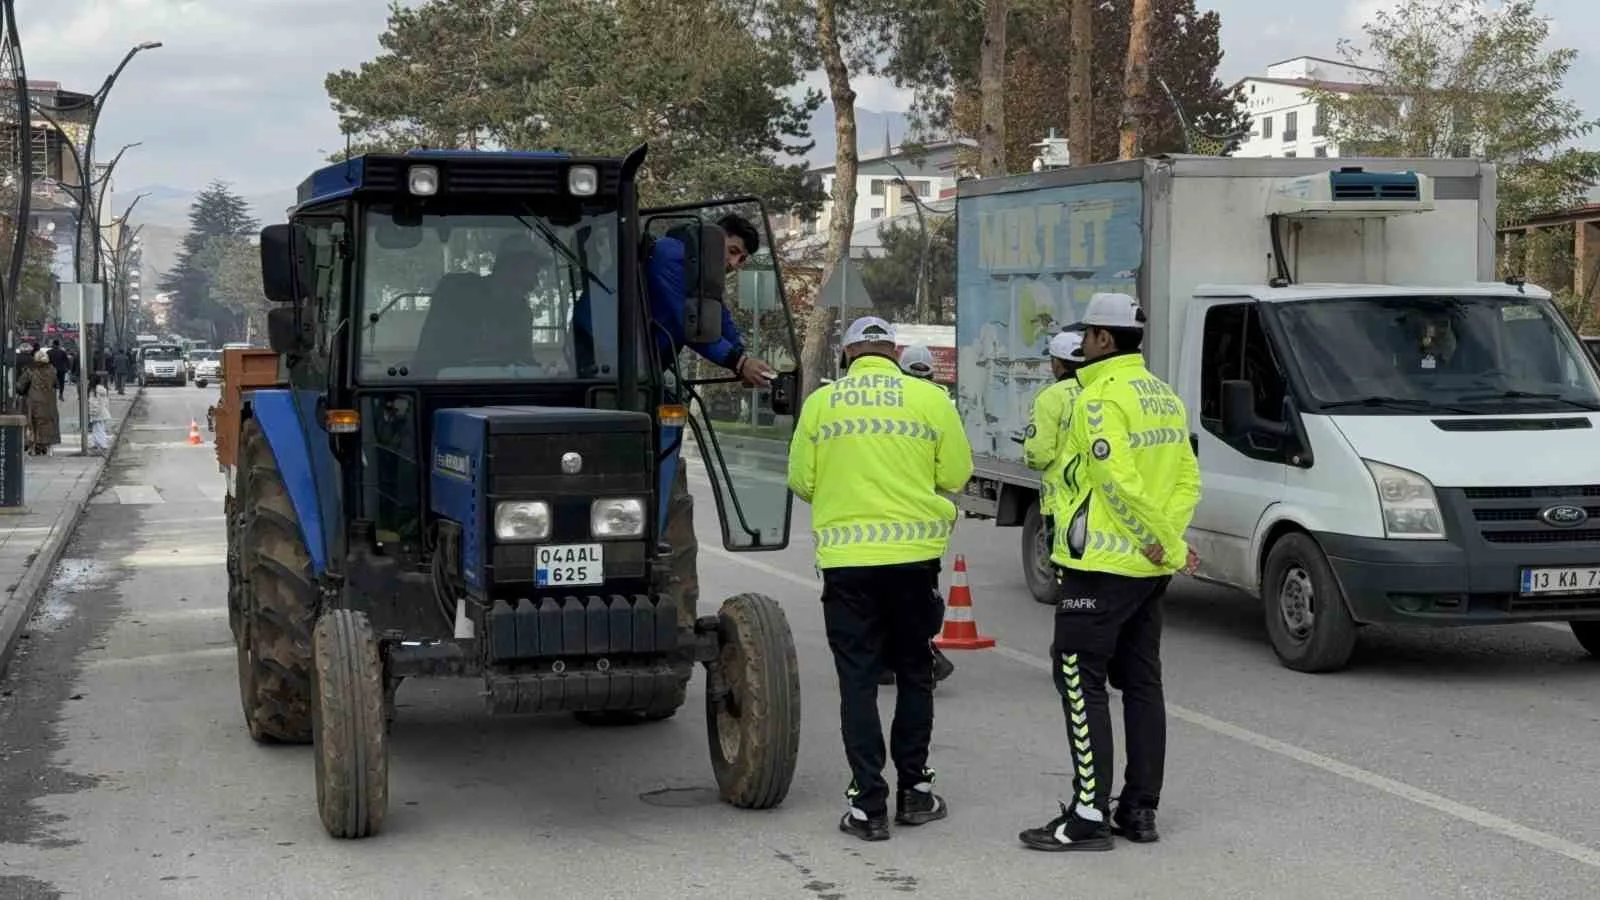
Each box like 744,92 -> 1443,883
516,213 -> 613,296
1455,390 -> 1600,411
1319,395 -> 1478,414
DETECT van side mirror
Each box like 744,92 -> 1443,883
1220,379 -> 1291,440
266,307 -> 307,355
678,223 -> 727,345
259,224 -> 309,303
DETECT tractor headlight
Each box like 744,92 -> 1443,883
408,165 -> 439,196
494,501 -> 550,541
591,497 -> 645,538
567,165 -> 598,196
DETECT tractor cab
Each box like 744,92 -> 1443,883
228,146 -> 805,838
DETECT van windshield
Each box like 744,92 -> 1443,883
1273,294 -> 1600,413
143,346 -> 181,361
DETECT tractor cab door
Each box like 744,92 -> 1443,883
641,198 -> 799,551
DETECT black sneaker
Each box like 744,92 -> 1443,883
1111,802 -> 1159,843
1019,802 -> 1114,852
840,808 -> 890,842
895,783 -> 948,826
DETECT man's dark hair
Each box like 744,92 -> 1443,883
718,214 -> 761,257
51,339 -> 60,348
1090,326 -> 1143,353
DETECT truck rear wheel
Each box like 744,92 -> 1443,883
1569,622 -> 1600,656
1021,500 -> 1056,604
1262,533 -> 1358,673
234,418 -> 316,743
312,609 -> 388,839
706,592 -> 801,810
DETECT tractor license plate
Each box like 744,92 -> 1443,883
536,543 -> 604,587
1520,565 -> 1600,595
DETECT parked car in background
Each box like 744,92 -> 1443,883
190,349 -> 222,387
139,343 -> 187,386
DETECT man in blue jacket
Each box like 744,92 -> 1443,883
646,213 -> 774,386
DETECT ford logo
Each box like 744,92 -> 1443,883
1538,504 -> 1589,528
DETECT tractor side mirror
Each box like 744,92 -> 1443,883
681,223 -> 726,345
259,223 -> 310,303
266,307 -> 307,355
769,369 -> 798,416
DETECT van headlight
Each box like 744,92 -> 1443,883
494,501 -> 550,541
591,497 -> 644,537
1363,460 -> 1445,540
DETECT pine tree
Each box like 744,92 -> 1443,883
158,181 -> 260,340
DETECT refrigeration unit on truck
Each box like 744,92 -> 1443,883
954,156 -> 1600,672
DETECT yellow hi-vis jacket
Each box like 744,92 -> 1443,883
788,355 -> 974,569
1051,352 -> 1201,577
1022,377 -> 1081,513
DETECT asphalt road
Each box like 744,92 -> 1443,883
2,388 -> 1599,899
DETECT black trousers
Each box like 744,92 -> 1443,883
822,559 -> 944,815
1051,567 -> 1170,817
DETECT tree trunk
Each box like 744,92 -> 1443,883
798,0 -> 861,399
977,0 -> 1008,177
1118,0 -> 1155,160
1068,0 -> 1093,165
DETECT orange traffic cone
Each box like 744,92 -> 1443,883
187,419 -> 203,446
933,555 -> 995,650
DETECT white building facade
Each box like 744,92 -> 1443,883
1232,56 -> 1380,159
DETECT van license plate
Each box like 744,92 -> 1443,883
1520,566 -> 1600,595
536,544 -> 604,587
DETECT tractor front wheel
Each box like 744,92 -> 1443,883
705,592 -> 801,809
312,609 -> 389,839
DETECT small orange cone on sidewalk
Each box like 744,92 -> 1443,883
934,555 -> 995,650
187,419 -> 203,445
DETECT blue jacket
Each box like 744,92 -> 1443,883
647,236 -> 743,368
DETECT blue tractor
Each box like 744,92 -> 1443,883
223,146 -> 805,838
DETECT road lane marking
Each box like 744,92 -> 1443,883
82,646 -> 233,670
702,544 -> 1600,871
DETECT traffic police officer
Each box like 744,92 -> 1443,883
788,316 -> 974,842
1022,331 -> 1085,573
1019,293 -> 1201,853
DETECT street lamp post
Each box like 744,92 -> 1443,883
887,160 -> 932,325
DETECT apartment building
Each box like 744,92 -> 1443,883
1232,56 -> 1381,159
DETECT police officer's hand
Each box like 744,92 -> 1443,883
735,354 -> 775,388
1141,542 -> 1165,566
1184,547 -> 1200,575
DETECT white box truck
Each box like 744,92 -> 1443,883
953,155 -> 1600,671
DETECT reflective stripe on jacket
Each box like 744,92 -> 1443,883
1051,352 -> 1201,577
788,355 -> 974,569
1022,377 -> 1081,510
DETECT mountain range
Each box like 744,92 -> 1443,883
122,104 -> 914,280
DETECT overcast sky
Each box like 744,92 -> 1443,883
21,0 -> 1600,198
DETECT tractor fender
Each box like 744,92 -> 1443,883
249,389 -> 340,576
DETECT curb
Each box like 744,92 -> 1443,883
0,387 -> 145,679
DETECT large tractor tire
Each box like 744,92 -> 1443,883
234,418 -> 317,744
225,494 -> 243,641
312,609 -> 388,839
575,462 -> 695,727
706,592 -> 801,810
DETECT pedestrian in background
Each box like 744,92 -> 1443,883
788,316 -> 974,842
18,350 -> 61,456
88,374 -> 112,454
1019,293 -> 1201,853
47,340 -> 70,401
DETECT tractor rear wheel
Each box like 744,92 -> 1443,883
706,592 -> 801,809
312,609 -> 388,839
234,417 -> 316,744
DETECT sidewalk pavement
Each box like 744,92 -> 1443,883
0,386 -> 143,677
